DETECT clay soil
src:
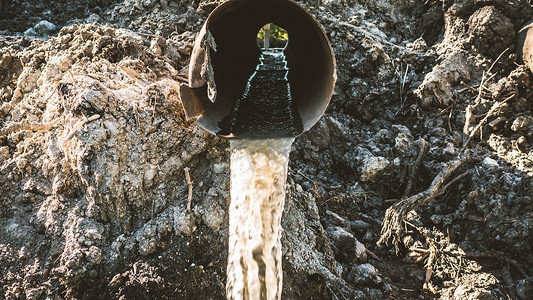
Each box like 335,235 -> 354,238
1,0 -> 533,299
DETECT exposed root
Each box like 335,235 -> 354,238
379,48 -> 511,253
377,156 -> 469,251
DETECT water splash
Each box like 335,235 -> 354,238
227,137 -> 294,300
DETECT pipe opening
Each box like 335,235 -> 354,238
179,0 -> 336,139
257,23 -> 288,49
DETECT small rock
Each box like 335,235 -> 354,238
17,69 -> 41,92
24,28 -> 38,37
453,284 -> 495,300
511,115 -> 532,132
392,125 -> 413,153
309,118 -> 331,149
34,20 -> 56,35
326,116 -> 347,140
349,220 -> 371,231
443,142 -> 456,156
150,39 -> 163,56
363,289 -> 383,300
173,206 -> 196,235
467,6 -> 514,58
213,162 -> 227,174
0,146 -> 9,162
348,182 -> 365,195
482,157 -> 499,169
406,37 -> 427,51
346,263 -> 379,285
142,0 -> 158,8
360,156 -> 389,182
326,226 -> 367,263
86,13 -> 101,24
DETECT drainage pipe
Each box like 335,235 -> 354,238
179,0 -> 336,139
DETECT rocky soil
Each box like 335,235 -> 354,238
1,0 -> 533,299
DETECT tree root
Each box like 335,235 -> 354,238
378,155 -> 470,251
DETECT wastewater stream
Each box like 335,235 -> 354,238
227,137 -> 293,300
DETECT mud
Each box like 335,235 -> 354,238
1,0 -> 533,299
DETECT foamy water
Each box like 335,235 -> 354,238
227,138 -> 294,300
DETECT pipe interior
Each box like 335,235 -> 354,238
194,0 -> 335,138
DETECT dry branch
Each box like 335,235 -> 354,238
64,114 -> 101,140
0,122 -> 54,137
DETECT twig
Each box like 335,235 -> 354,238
366,248 -> 380,261
455,256 -> 462,282
492,249 -> 529,278
475,48 -> 508,104
326,210 -> 346,224
184,167 -> 193,211
152,198 -> 155,220
461,94 -> 513,151
64,114 -> 100,140
500,262 -> 519,300
0,122 -> 54,137
428,106 -> 452,122
68,69 -> 76,82
326,284 -> 340,300
136,32 -> 158,38
175,75 -> 189,83
296,170 -> 318,186
338,21 -> 423,57
440,171 -> 469,193
447,104 -> 454,132
463,48 -> 508,137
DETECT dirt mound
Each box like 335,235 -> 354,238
1,0 -> 533,299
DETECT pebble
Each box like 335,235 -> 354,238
24,28 -> 38,37
360,156 -> 389,182
482,157 -> 499,169
511,115 -> 532,132
326,226 -> 367,263
346,263 -> 379,285
34,20 -> 56,35
213,162 -> 227,174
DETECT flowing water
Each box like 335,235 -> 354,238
227,137 -> 294,300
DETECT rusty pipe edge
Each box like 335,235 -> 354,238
518,20 -> 533,73
179,0 -> 336,139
